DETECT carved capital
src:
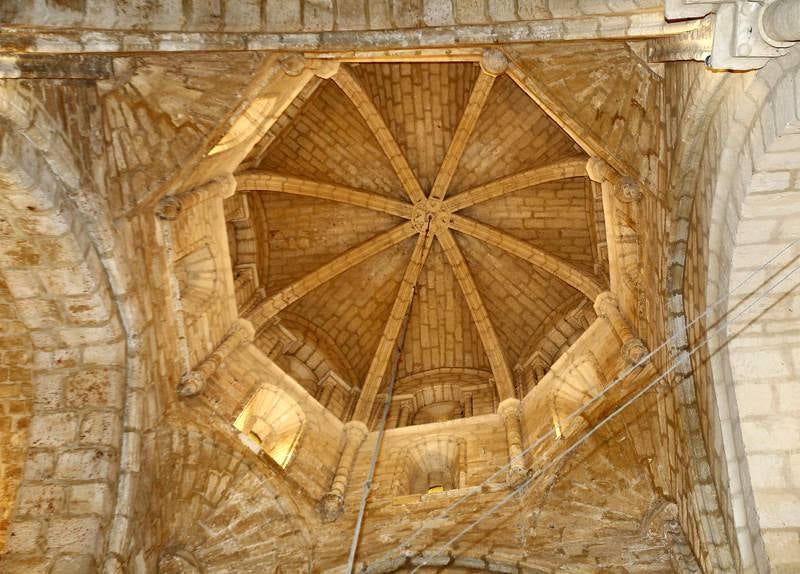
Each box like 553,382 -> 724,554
497,397 -> 521,420
480,48 -> 509,76
155,174 -> 236,220
279,54 -> 306,77
319,492 -> 344,523
592,290 -> 620,318
586,158 -> 641,202
506,464 -> 529,489
313,60 -> 340,79
343,420 -> 369,442
230,317 -> 256,344
155,196 -> 182,220
585,157 -> 616,184
177,371 -> 205,397
595,291 -> 649,367
615,176 -> 642,203
177,318 -> 255,398
622,337 -> 649,366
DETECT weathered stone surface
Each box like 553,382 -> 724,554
0,9 -> 797,574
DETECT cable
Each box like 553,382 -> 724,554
395,236 -> 800,554
346,288 -> 417,573
409,251 -> 800,572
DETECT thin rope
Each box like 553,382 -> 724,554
394,236 -> 800,556
409,251 -> 800,572
346,286 -> 416,573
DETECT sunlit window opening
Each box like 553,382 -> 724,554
234,386 -> 305,468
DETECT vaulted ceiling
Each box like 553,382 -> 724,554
236,59 -> 608,399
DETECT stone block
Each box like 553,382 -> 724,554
79,412 -> 120,446
55,449 -> 114,481
336,0 -> 368,29
5,520 -> 41,553
121,431 -> 141,472
753,491 -> 800,529
730,349 -> 790,381
39,264 -> 99,297
16,484 -> 65,517
65,367 -> 124,409
23,451 -> 55,481
82,341 -> 126,366
221,0 -> 262,32
304,0 -> 334,30
454,0 -> 485,23
33,373 -> 65,410
741,418 -> 800,453
735,383 -> 774,417
67,483 -> 111,516
517,0 -> 549,19
33,348 -> 81,370
393,0 -> 422,27
423,0 -> 454,26
367,0 -> 391,28
58,322 -> 122,347
776,382 -> 800,413
46,516 -> 101,553
29,412 -> 78,448
14,298 -> 63,330
62,289 -> 114,324
3,268 -> 44,299
487,0 -> 515,22
748,453 -> 788,489
266,0 -> 302,31
749,171 -> 791,193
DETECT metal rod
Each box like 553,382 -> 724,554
346,286 -> 416,573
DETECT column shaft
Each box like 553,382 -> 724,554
498,398 -> 527,486
156,174 -> 237,220
594,291 -> 648,365
320,421 -> 368,521
178,318 -> 255,396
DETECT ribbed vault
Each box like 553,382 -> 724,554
238,56 -> 607,424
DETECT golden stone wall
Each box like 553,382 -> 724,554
0,8 -> 798,574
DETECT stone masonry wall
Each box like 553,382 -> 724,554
1,1 -> 663,34
0,278 -> 33,551
667,45 -> 800,573
0,89 -> 128,572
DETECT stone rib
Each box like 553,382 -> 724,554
236,171 -> 413,219
351,231 -> 434,423
429,72 -> 495,201
444,157 -> 588,212
449,214 -> 604,300
437,228 -> 516,400
333,66 -> 426,204
247,222 -> 416,330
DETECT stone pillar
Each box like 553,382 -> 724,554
317,378 -> 336,407
397,402 -> 412,428
463,393 -> 474,418
320,421 -> 369,522
585,157 -> 642,205
593,291 -> 648,366
498,398 -> 527,487
532,359 -> 547,383
513,366 -> 525,399
155,174 -> 237,220
585,157 -> 642,317
178,318 -> 255,397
